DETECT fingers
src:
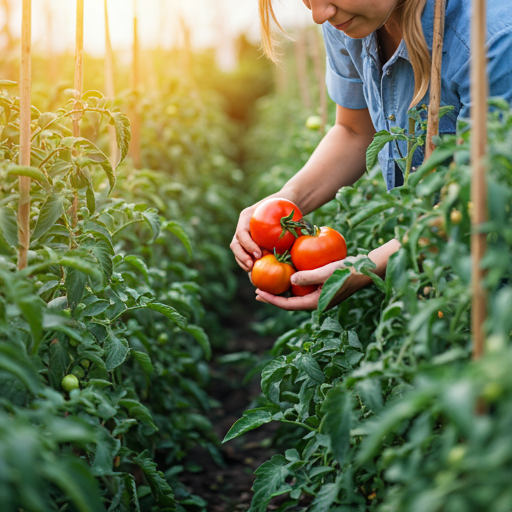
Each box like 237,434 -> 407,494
230,207 -> 261,271
290,261 -> 343,286
231,238 -> 254,272
236,225 -> 261,260
255,288 -> 321,311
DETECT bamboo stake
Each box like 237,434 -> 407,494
17,0 -> 32,271
425,0 -> 446,160
470,0 -> 488,361
130,0 -> 141,168
70,0 -> 84,226
308,27 -> 328,133
104,0 -> 118,167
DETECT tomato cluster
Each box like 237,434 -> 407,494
250,198 -> 347,296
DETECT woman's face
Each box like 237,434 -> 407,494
301,0 -> 399,38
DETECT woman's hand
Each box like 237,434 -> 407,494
255,239 -> 401,311
230,205 -> 262,272
255,256 -> 370,311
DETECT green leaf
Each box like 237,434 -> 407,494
132,350 -> 154,375
142,209 -> 161,243
43,456 -> 107,512
320,386 -> 352,466
147,302 -> 187,329
86,187 -> 96,215
164,220 -> 193,257
249,455 -> 290,512
65,268 -> 87,311
119,400 -> 158,433
366,130 -> 403,171
0,206 -> 18,246
7,165 -> 51,190
348,200 -> 395,227
123,255 -> 149,283
133,454 -> 175,509
0,80 -> 18,88
49,339 -> 72,389
32,193 -> 64,240
310,477 -> 342,512
183,324 -> 211,360
104,332 -> 130,371
223,408 -> 274,443
82,90 -> 104,100
110,112 -> 131,165
318,268 -> 352,314
82,300 -> 109,317
0,343 -> 42,393
296,354 -> 324,385
409,146 -> 455,187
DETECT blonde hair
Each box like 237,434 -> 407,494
259,0 -> 431,108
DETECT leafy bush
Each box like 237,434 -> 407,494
227,100 -> 512,512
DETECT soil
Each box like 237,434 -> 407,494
179,281 -> 293,512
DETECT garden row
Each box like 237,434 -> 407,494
230,92 -> 512,512
0,75 -> 248,512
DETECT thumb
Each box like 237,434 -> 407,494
291,269 -> 327,286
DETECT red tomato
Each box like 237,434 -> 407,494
291,227 -> 347,271
291,284 -> 318,296
251,254 -> 295,295
250,198 -> 302,253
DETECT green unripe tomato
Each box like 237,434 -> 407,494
158,333 -> 169,345
306,115 -> 322,130
81,359 -> 90,369
61,374 -> 80,392
448,445 -> 466,465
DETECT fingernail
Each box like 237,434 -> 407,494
290,276 -> 297,285
254,251 -> 261,259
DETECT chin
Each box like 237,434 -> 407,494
343,26 -> 373,39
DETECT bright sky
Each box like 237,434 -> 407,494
2,0 -> 314,56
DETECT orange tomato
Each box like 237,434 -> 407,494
251,254 -> 295,295
291,227 -> 347,271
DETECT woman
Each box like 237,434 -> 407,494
231,0 -> 512,311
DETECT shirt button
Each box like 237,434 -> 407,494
386,70 -> 391,76
388,114 -> 396,122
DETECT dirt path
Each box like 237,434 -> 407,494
180,282 -> 280,511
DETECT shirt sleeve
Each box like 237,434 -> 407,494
322,22 -> 367,109
455,26 -> 512,120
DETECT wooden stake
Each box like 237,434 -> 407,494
308,27 -> 328,132
130,0 -> 141,168
74,0 -> 84,137
104,0 -> 118,167
425,0 -> 446,160
70,0 -> 84,226
470,0 -> 488,361
17,0 -> 32,271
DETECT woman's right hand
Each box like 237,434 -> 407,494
230,205 -> 262,272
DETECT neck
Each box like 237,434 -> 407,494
377,3 -> 404,62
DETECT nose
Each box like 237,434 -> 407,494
309,0 -> 337,25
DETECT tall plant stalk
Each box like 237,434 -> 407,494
104,0 -> 118,167
130,0 -> 141,169
17,0 -> 32,270
470,0 -> 488,361
425,0 -> 446,160
71,0 -> 84,227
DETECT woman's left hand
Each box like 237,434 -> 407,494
255,256 -> 371,311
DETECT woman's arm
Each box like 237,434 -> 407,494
230,105 -> 376,271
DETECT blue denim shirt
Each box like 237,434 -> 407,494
323,0 -> 512,189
